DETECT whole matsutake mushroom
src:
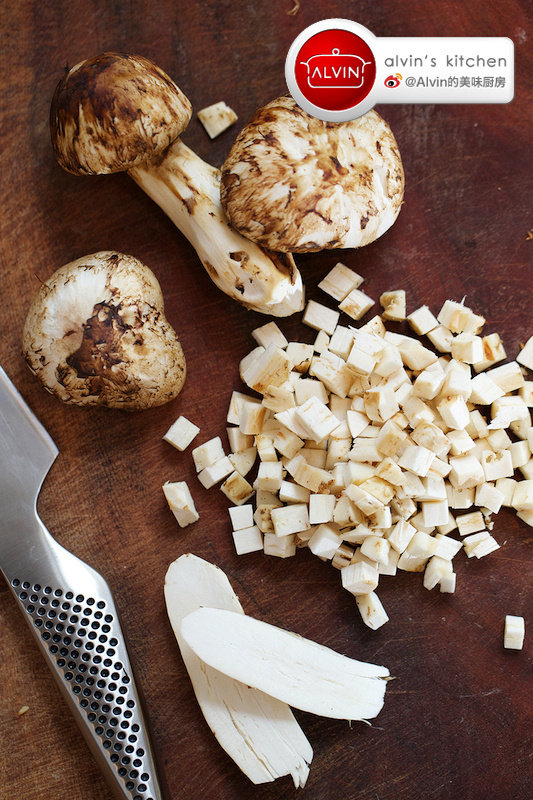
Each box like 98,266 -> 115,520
220,95 -> 404,253
22,251 -> 186,410
50,53 -> 303,317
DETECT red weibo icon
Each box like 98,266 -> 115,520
294,29 -> 376,112
384,73 -> 402,88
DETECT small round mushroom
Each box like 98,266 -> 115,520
220,95 -> 404,253
22,251 -> 186,410
50,54 -> 303,317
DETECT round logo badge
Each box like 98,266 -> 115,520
286,19 -> 378,121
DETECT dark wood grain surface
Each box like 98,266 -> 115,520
1,2 -> 532,799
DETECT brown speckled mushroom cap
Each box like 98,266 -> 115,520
22,251 -> 186,410
50,52 -> 192,175
220,96 -> 404,254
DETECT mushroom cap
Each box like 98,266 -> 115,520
220,96 -> 404,253
50,53 -> 192,175
22,251 -> 186,410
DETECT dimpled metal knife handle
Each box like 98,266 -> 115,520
6,527 -> 163,800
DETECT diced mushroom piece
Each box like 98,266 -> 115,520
163,481 -> 199,528
220,96 -> 404,253
481,450 -> 514,482
294,396 -> 340,442
241,344 -> 291,393
221,472 -> 255,505
503,615 -> 525,650
341,560 -> 380,595
198,456 -> 234,489
302,300 -> 339,335
473,333 -> 507,372
252,321 -> 288,350
427,325 -> 454,353
437,300 -> 485,335
229,446 -> 257,477
423,556 -> 454,590
50,54 -> 303,316
232,525 -> 263,555
229,504 -> 254,531
192,437 -> 226,472
263,533 -> 298,558
339,289 -> 375,321
198,100 -> 238,139
355,592 -> 389,630
462,531 -> 499,558
475,483 -> 505,514
456,511 -> 486,536
407,306 -> 439,336
308,524 -> 343,558
511,480 -> 533,512
380,290 -> 406,321
487,362 -> 525,393
470,373 -> 505,405
318,263 -> 364,301
516,336 -> 533,371
308,494 -> 336,524
164,416 -> 200,451
270,503 -> 310,537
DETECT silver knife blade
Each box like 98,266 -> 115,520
0,365 -> 164,800
0,365 -> 58,505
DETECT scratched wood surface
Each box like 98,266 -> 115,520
0,1 -> 532,799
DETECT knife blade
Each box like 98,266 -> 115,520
0,365 -> 164,800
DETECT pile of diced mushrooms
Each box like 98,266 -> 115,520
164,267 -> 533,632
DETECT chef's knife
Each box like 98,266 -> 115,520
0,365 -> 163,800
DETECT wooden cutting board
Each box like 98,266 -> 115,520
0,2 -> 531,799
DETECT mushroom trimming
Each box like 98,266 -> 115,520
50,53 -> 304,317
22,251 -> 185,409
220,95 -> 404,253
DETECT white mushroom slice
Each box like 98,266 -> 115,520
221,96 -> 404,253
164,554 -> 312,787
181,607 -> 390,721
51,53 -> 303,317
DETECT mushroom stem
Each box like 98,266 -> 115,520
128,140 -> 304,317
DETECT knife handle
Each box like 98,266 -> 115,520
4,515 -> 164,800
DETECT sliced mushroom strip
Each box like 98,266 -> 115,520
181,606 -> 390,721
50,53 -> 303,317
220,95 -> 404,253
22,251 -> 185,409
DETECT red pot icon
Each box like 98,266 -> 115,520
300,48 -> 372,89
